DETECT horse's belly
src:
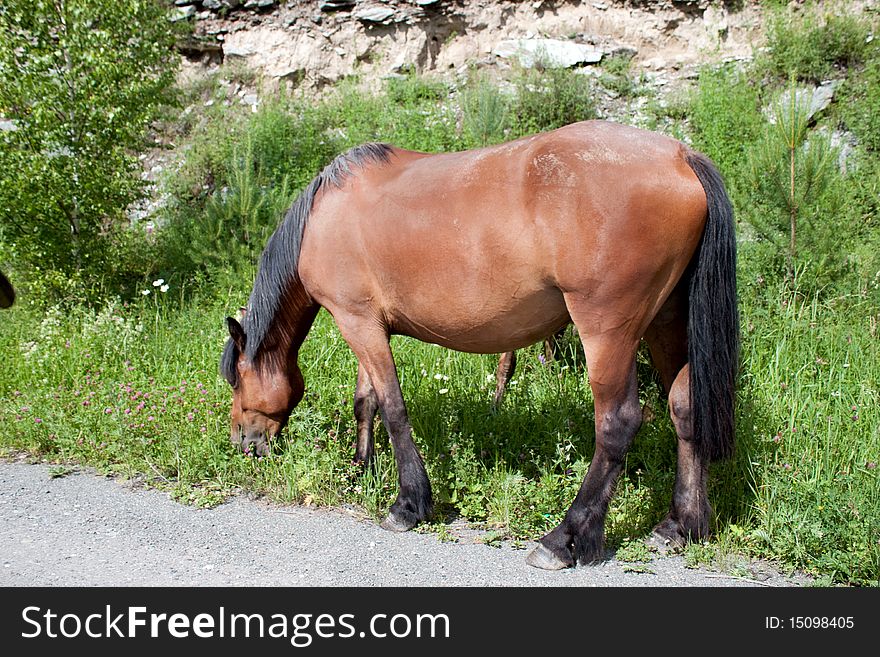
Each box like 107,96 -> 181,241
390,286 -> 570,354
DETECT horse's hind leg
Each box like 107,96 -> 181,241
494,326 -> 570,408
493,351 -> 517,408
353,361 -> 378,466
336,321 -> 432,531
528,319 -> 642,569
644,291 -> 711,549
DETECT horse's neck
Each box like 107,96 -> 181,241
276,280 -> 319,356
253,280 -> 318,367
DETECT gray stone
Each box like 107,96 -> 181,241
829,129 -> 856,174
414,0 -> 439,5
355,6 -> 395,23
171,5 -> 197,21
493,38 -> 603,68
244,0 -> 275,9
223,44 -> 254,58
768,81 -> 840,124
201,0 -> 222,10
806,81 -> 839,118
319,1 -> 355,11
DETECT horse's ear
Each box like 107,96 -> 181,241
226,317 -> 246,351
238,306 -> 247,320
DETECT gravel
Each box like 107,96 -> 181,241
0,462 -> 809,587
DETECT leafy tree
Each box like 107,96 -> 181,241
0,0 -> 179,299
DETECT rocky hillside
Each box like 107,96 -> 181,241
174,0 -> 764,88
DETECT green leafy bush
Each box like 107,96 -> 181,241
510,66 -> 597,136
0,0 -> 179,301
460,72 -> 510,147
839,55 -> 880,152
688,65 -> 763,183
762,9 -> 870,82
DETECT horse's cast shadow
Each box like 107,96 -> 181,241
352,362 -> 770,550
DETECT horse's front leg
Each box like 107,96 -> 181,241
353,361 -> 378,466
338,322 -> 432,531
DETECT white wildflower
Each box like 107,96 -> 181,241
160,284 -> 169,293
141,289 -> 150,296
152,278 -> 164,287
438,388 -> 449,395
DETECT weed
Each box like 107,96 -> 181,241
48,465 -> 74,479
615,538 -> 655,563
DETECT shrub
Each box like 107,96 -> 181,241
160,100 -> 338,283
762,9 -> 870,83
460,72 -> 510,147
688,65 -> 763,183
509,66 -> 597,136
839,55 -> 880,152
0,0 -> 179,302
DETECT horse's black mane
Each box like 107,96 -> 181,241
221,142 -> 394,386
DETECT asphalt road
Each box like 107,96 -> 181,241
0,461 -> 808,587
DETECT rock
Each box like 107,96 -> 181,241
768,81 -> 840,124
223,44 -> 254,58
243,0 -> 275,9
807,81 -> 839,118
493,38 -> 603,68
201,0 -> 223,10
0,119 -> 18,132
828,129 -> 856,174
414,0 -> 439,5
174,0 -> 193,6
319,1 -> 355,11
605,44 -> 638,60
355,6 -> 395,24
171,5 -> 197,21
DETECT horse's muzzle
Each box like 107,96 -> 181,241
233,430 -> 271,457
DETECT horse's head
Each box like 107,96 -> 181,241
221,316 -> 305,457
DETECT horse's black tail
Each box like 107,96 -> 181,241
684,150 -> 740,461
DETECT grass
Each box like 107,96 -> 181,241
2,9 -> 880,586
3,264 -> 877,584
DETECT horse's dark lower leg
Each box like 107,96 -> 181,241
376,393 -> 433,531
493,350 -> 517,408
528,342 -> 642,569
651,365 -> 711,549
337,324 -> 432,531
644,292 -> 712,549
353,362 -> 378,466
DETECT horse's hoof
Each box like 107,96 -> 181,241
525,544 -> 572,571
380,512 -> 415,532
645,531 -> 681,555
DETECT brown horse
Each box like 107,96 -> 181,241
221,120 -> 739,569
